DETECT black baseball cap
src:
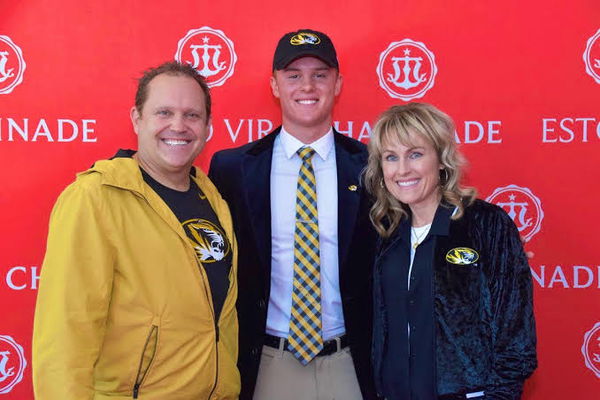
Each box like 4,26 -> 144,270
272,29 -> 339,71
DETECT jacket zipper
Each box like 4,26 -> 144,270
198,260 -> 220,400
204,241 -> 237,399
132,324 -> 159,399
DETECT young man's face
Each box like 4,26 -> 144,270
270,56 -> 342,141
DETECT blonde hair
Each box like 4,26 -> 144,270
363,103 -> 476,238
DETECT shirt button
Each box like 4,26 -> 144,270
409,299 -> 415,305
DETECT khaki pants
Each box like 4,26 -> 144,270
253,342 -> 363,400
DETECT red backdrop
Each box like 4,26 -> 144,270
1,1 -> 599,398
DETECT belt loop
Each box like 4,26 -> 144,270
334,336 -> 342,352
277,336 -> 285,358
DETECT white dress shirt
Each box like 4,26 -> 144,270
266,127 -> 345,340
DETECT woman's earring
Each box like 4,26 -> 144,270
440,168 -> 449,185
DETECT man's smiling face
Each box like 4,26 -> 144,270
131,73 -> 209,177
270,56 -> 342,142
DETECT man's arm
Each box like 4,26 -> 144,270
32,179 -> 114,399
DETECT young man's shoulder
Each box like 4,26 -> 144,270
333,130 -> 368,154
212,129 -> 279,160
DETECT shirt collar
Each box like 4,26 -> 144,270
428,203 -> 455,236
394,202 -> 456,242
279,126 -> 334,161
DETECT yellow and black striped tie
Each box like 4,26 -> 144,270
288,146 -> 323,365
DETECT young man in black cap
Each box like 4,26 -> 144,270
209,29 -> 378,400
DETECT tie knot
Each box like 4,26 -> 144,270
297,146 -> 316,162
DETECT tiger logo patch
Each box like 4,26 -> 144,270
446,247 -> 479,265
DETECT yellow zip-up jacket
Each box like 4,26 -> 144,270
33,155 -> 240,399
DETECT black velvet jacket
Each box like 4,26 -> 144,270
372,200 -> 537,399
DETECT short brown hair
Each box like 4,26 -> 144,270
134,61 -> 211,120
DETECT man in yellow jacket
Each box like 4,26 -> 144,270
32,62 -> 240,399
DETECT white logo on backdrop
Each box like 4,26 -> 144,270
0,35 -> 26,95
0,52 -> 13,82
582,322 -> 600,378
376,39 -> 437,101
485,185 -> 544,242
175,27 -> 237,88
583,28 -> 600,84
0,335 -> 27,394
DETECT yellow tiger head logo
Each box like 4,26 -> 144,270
445,247 -> 479,265
182,219 -> 230,263
290,32 -> 321,46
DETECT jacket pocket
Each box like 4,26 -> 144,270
441,262 -> 485,301
132,324 -> 158,399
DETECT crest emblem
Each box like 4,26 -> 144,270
583,28 -> 600,84
376,38 -> 437,101
485,184 -> 544,242
183,219 -> 231,263
0,335 -> 27,394
446,247 -> 479,265
0,35 -> 26,95
175,26 -> 237,88
290,32 -> 320,46
582,322 -> 600,378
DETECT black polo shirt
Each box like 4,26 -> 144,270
381,205 -> 453,400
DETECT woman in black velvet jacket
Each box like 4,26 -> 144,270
363,103 -> 537,399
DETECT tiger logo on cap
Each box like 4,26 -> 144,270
290,33 -> 321,46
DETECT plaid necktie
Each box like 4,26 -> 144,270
287,146 -> 323,365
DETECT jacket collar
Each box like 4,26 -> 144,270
81,149 -> 145,195
88,149 -> 202,193
380,201 -> 455,253
429,202 -> 454,237
88,149 -> 203,193
239,127 -> 366,276
81,149 -> 229,250
246,127 -> 281,156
